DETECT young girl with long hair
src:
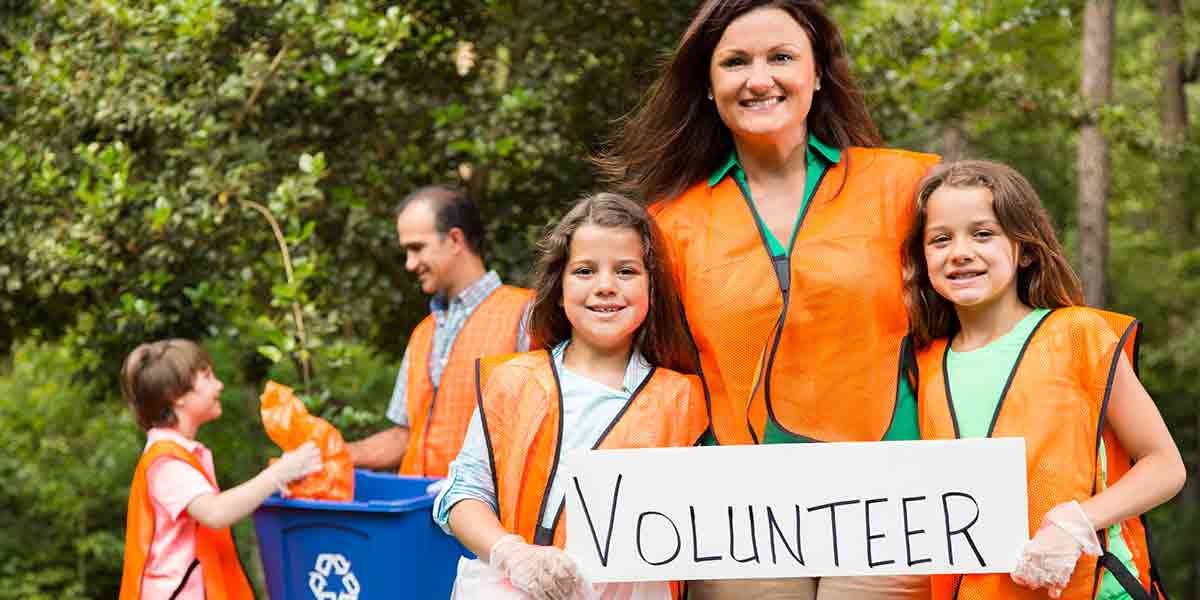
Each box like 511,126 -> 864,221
902,160 -> 1184,600
433,192 -> 707,600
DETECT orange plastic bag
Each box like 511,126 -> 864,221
260,380 -> 354,501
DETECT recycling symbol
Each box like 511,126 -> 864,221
308,553 -> 361,600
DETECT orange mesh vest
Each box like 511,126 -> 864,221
916,307 -> 1164,600
651,147 -> 939,444
399,284 -> 533,477
120,441 -> 254,600
477,351 -> 707,599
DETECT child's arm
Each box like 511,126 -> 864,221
187,442 -> 321,530
1081,353 -> 1186,528
447,499 -> 512,560
449,499 -> 585,600
1012,354 -> 1185,596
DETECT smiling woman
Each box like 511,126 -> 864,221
597,0 -> 940,598
707,7 -> 818,163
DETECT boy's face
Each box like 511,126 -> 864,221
177,366 -> 223,425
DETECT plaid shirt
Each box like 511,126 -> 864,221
386,271 -> 529,426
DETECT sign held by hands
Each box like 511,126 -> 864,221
564,439 -> 1028,582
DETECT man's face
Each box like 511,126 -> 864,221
396,200 -> 459,296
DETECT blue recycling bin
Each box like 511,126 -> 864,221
253,469 -> 472,599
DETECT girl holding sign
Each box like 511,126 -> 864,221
434,192 -> 708,600
902,160 -> 1184,600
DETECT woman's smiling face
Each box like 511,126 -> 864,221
708,7 -> 819,143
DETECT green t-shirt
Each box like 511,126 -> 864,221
946,307 -> 1136,599
946,308 -> 1050,439
708,135 -> 839,254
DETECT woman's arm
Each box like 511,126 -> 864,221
1080,354 -> 1186,529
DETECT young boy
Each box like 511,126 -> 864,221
118,339 -> 321,600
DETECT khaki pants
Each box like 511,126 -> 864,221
687,575 -> 930,600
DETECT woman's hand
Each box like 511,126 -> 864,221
1010,501 -> 1101,597
488,534 -> 589,600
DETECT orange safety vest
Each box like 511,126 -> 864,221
120,441 -> 254,600
651,147 -> 939,444
477,350 -> 708,600
399,284 -> 533,477
915,307 -> 1165,600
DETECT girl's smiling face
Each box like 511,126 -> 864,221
560,224 -> 650,358
176,366 -> 224,426
923,185 -> 1024,312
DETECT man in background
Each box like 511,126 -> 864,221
347,185 -> 532,476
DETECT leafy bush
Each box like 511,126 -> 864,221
0,342 -> 138,599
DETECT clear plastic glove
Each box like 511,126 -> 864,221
268,441 -> 323,495
1011,501 -> 1102,597
489,534 -> 589,600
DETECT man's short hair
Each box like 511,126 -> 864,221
396,185 -> 485,257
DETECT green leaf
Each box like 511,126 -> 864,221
257,345 -> 284,363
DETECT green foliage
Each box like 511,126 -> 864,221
0,0 -> 689,372
0,342 -> 139,599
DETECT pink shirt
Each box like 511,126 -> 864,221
140,428 -> 219,600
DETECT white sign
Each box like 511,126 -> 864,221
564,438 -> 1028,582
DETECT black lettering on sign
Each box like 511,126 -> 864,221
636,512 -> 682,566
572,473 -> 622,567
690,506 -> 721,563
942,492 -> 986,567
728,506 -> 760,563
807,499 -> 861,567
902,495 -> 932,566
765,505 -> 804,565
864,497 -> 895,568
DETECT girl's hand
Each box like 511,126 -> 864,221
488,534 -> 588,600
1011,501 -> 1102,597
270,441 -> 323,492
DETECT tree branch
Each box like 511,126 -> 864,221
235,39 -> 291,129
239,198 -> 313,391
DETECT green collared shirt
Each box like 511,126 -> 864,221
702,136 -> 919,445
708,135 -> 840,257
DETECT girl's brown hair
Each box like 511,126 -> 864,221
902,160 -> 1085,348
120,339 -> 212,430
527,192 -> 693,373
595,0 -> 882,204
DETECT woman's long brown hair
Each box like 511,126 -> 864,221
595,0 -> 882,205
901,160 -> 1085,349
527,192 -> 694,373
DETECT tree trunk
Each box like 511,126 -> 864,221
939,124 -> 967,162
1159,0 -> 1191,248
1159,4 -> 1198,598
1077,0 -> 1114,308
